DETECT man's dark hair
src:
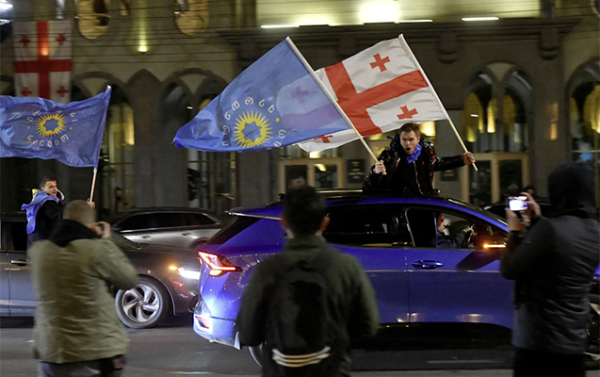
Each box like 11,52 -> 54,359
283,186 -> 327,237
399,123 -> 421,137
523,185 -> 535,192
39,176 -> 57,188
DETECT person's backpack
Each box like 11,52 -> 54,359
265,250 -> 348,377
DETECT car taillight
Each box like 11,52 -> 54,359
198,251 -> 239,277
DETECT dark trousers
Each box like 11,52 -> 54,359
38,356 -> 125,377
514,348 -> 585,377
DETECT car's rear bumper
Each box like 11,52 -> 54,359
192,296 -> 239,349
193,316 -> 239,348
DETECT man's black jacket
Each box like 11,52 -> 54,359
28,200 -> 63,247
362,139 -> 464,195
501,162 -> 600,354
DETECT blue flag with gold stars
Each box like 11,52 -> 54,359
0,87 -> 111,168
173,39 -> 349,152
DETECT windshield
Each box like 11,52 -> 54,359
110,232 -> 140,250
447,198 -> 507,226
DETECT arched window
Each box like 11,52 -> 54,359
187,95 -> 236,217
98,85 -> 135,216
0,0 -> 13,43
569,63 -> 599,204
461,69 -> 532,206
174,0 -> 209,35
75,0 -> 110,39
159,76 -> 236,216
461,71 -> 529,153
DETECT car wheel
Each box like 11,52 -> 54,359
249,344 -> 264,366
115,277 -> 170,329
585,295 -> 600,370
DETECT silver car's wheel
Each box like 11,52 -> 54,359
115,277 -> 169,329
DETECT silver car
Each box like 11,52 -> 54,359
108,208 -> 222,249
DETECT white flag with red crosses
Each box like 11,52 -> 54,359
297,35 -> 449,153
13,20 -> 73,104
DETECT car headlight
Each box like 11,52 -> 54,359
176,267 -> 201,280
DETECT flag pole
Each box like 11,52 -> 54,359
89,168 -> 98,203
285,37 -> 380,165
399,35 -> 478,172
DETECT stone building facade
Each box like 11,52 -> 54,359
1,0 -> 598,217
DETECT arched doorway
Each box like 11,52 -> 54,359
568,61 -> 600,205
461,69 -> 532,206
97,85 -> 135,217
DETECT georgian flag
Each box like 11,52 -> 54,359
297,35 -> 449,153
14,21 -> 73,103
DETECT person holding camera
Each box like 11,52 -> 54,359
501,162 -> 599,377
29,200 -> 138,377
362,123 -> 475,196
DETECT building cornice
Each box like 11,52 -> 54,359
219,18 -> 580,46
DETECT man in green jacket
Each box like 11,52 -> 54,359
29,200 -> 138,377
237,186 -> 379,377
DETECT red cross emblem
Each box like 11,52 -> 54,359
56,85 -> 69,97
397,105 -> 418,120
315,135 -> 333,143
324,64 -> 428,136
21,87 -> 33,96
56,34 -> 67,45
14,21 -> 72,99
369,53 -> 391,72
292,86 -> 309,103
19,35 -> 31,47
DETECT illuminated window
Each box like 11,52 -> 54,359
187,96 -> 236,216
570,70 -> 600,206
0,0 -> 13,43
56,0 -> 66,19
120,0 -> 130,16
175,0 -> 209,35
461,71 -> 529,153
75,0 -> 110,40
99,86 -> 135,215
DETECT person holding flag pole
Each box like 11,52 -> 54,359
296,35 -> 477,195
1,87 -> 111,244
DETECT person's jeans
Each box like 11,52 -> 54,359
38,356 -> 125,377
513,347 -> 585,377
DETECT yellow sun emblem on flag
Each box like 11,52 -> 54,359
233,111 -> 273,148
36,114 -> 67,137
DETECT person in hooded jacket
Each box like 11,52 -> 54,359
29,200 -> 138,377
501,162 -> 600,377
362,123 -> 476,195
22,176 -> 65,247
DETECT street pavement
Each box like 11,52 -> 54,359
1,316 -> 597,377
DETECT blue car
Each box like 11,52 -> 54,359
192,192 -> 600,365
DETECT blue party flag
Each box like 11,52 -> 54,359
173,38 -> 349,152
0,87 -> 111,168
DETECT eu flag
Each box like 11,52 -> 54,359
0,87 -> 111,168
173,39 -> 348,152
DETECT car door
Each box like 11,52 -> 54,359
183,213 -> 221,247
117,212 -> 193,248
403,206 -> 513,329
6,219 -> 36,316
0,221 -> 11,315
115,213 -> 156,244
323,203 -> 412,324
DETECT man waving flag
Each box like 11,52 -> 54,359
297,35 -> 449,153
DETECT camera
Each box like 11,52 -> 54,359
507,196 -> 528,212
